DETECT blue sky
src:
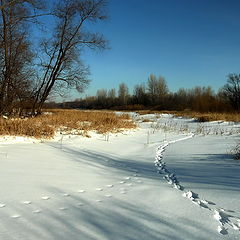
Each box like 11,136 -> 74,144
51,0 -> 240,100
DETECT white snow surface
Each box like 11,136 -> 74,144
0,113 -> 239,240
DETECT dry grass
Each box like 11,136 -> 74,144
173,111 -> 240,122
0,109 -> 136,139
136,110 -> 240,122
141,118 -> 153,123
1,109 -> 237,139
135,109 -> 240,122
136,110 -> 163,115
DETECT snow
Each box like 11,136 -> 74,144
0,113 -> 239,239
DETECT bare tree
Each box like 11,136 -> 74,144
0,0 -> 44,115
108,88 -> 116,99
107,88 -> 116,107
96,88 -> 107,107
147,74 -> 157,102
32,0 -> 108,114
220,74 -> 240,111
118,82 -> 128,105
147,74 -> 168,105
0,1 -> 22,10
133,83 -> 148,105
189,86 -> 217,112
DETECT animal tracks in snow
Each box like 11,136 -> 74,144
22,201 -> 31,205
11,215 -> 21,219
183,191 -> 211,210
59,207 -> 68,211
62,193 -> 70,197
77,189 -> 85,193
105,194 -> 112,198
154,134 -> 240,235
41,196 -> 50,200
76,203 -> 84,207
1,169 -> 146,224
213,209 -> 240,233
32,209 -> 42,214
126,183 -> 133,187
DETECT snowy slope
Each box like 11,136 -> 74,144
0,114 -> 239,240
162,135 -> 240,236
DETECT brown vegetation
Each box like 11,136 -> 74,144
0,110 -> 136,139
133,110 -> 240,122
60,75 -> 238,114
173,111 -> 240,122
134,110 -> 240,122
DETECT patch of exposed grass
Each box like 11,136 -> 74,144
135,109 -> 239,122
173,111 -> 240,122
141,118 -> 153,123
136,110 -> 167,115
0,118 -> 54,138
0,109 -> 136,139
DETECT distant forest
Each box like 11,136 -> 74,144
49,73 -> 240,113
1,1 -> 239,116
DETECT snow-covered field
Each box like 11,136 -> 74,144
0,113 -> 239,240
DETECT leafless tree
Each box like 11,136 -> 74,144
118,82 -> 128,105
147,74 -> 168,105
133,83 -> 148,105
96,88 -> 107,106
107,88 -> 116,99
220,74 -> 240,111
32,0 -> 108,115
0,1 -> 22,10
0,0 -> 45,116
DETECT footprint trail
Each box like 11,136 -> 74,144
154,134 -> 240,235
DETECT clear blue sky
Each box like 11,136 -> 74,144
62,0 -> 240,100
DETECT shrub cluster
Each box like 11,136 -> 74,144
0,110 -> 136,139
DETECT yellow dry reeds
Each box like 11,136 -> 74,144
136,110 -> 240,122
0,109 -> 136,139
0,118 -> 54,138
173,111 -> 240,122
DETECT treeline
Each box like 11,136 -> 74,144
54,73 -> 240,112
0,0 -> 107,116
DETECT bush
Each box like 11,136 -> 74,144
197,115 -> 211,122
232,142 -> 240,160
